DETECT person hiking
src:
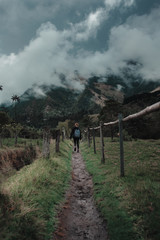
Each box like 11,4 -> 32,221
70,122 -> 82,153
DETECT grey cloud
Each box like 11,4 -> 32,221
0,1 -> 160,103
106,7 -> 160,80
104,0 -> 135,8
0,0 -> 138,55
0,0 -> 104,53
71,8 -> 108,41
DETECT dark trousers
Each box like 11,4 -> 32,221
73,138 -> 80,150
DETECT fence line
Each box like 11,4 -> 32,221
87,101 -> 160,177
90,101 -> 160,130
123,101 -> 160,122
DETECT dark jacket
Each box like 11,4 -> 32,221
70,127 -> 82,139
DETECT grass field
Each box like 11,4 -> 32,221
1,137 -> 43,149
81,138 -> 160,240
1,137 -> 159,240
0,140 -> 72,240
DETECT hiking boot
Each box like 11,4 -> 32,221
77,149 -> 79,153
74,147 -> 76,151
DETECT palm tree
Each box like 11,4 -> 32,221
11,95 -> 20,103
0,85 -> 3,147
11,95 -> 20,122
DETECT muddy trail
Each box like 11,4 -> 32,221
54,152 -> 108,240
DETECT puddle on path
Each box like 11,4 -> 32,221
53,152 -> 108,240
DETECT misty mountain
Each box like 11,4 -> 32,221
122,89 -> 160,139
5,77 -> 123,128
3,74 -> 160,129
105,60 -> 160,97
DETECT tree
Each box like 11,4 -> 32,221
99,100 -> 122,140
5,123 -> 23,146
0,111 -> 11,147
11,95 -> 20,122
56,119 -> 71,139
79,115 -> 93,128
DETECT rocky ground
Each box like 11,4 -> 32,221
53,151 -> 108,240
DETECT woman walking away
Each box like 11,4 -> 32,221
70,122 -> 82,153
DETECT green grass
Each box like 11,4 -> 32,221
0,140 -> 72,240
1,137 -> 43,149
81,138 -> 160,240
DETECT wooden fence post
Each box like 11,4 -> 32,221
118,114 -> 124,177
0,134 -> 2,148
55,129 -> 60,153
85,130 -> 87,141
87,127 -> 90,147
100,121 -> 105,164
62,127 -> 65,142
42,128 -> 50,158
93,128 -> 96,154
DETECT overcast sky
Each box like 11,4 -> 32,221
0,0 -> 160,103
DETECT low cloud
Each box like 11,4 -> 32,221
0,3 -> 160,103
72,8 -> 108,41
104,0 -> 135,8
106,7 -> 160,80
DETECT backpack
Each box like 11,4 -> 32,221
74,129 -> 80,138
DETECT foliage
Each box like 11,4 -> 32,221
5,123 -> 23,145
98,99 -> 123,123
5,123 -> 23,137
0,112 -> 11,147
122,129 -> 133,141
56,119 -> 71,138
98,100 -> 122,139
11,95 -> 20,122
19,126 -> 43,139
0,112 -> 11,127
79,114 -> 93,129
11,95 -> 20,103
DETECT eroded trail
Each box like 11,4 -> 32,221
54,152 -> 108,240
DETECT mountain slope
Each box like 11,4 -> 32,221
3,74 -> 160,129
6,79 -> 124,128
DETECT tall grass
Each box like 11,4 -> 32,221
0,140 -> 72,240
81,138 -> 160,240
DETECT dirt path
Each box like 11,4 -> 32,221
53,152 -> 108,240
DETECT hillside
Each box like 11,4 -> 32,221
123,90 -> 160,139
2,75 -> 160,131
6,78 -> 124,128
97,88 -> 160,139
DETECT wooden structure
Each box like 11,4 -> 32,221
42,128 -> 50,158
87,101 -> 160,176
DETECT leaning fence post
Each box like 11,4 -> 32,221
42,128 -> 50,158
62,127 -> 65,142
118,114 -> 124,177
87,127 -> 90,147
93,128 -> 96,154
55,129 -> 60,153
100,121 -> 105,163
